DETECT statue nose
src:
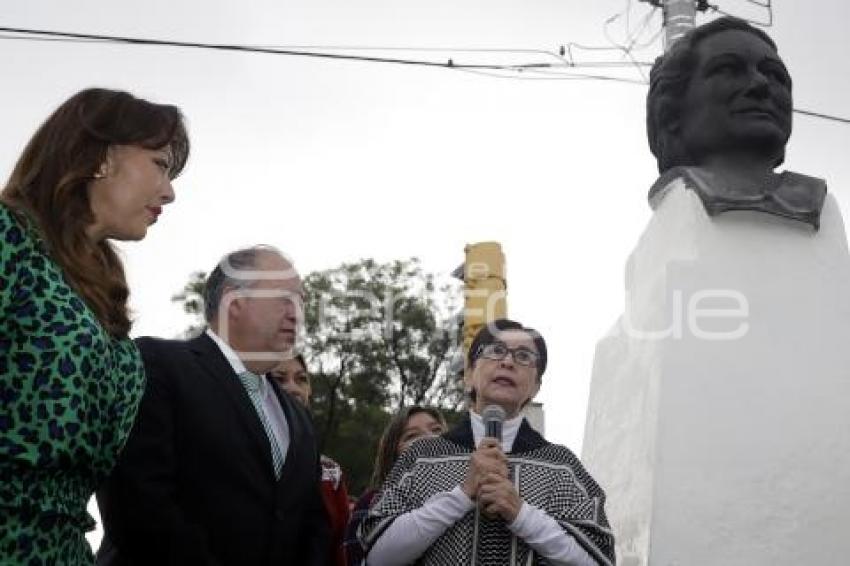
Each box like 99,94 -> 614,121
745,68 -> 771,97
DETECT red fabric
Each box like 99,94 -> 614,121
320,456 -> 351,566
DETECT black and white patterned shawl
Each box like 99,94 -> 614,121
362,416 -> 616,565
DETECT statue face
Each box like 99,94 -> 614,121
677,29 -> 792,165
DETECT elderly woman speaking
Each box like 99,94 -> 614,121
362,319 -> 615,565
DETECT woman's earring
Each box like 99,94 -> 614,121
93,163 -> 108,179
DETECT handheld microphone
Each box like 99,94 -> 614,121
482,405 -> 506,442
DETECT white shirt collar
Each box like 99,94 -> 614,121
206,328 -> 248,375
470,410 -> 524,453
206,329 -> 274,397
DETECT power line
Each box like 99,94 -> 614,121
625,7 -> 661,52
0,26 -> 657,74
621,6 -> 661,81
600,1 -> 663,82
631,25 -> 665,52
1,25 -> 847,126
0,26 -> 659,76
0,32 -> 555,61
457,67 -> 649,84
794,108 -> 850,125
0,32 -> 101,44
0,26 -> 544,70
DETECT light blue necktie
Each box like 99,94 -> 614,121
238,371 -> 284,478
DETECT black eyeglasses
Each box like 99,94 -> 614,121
477,342 -> 539,368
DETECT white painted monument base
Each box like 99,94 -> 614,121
583,178 -> 850,566
522,401 -> 545,435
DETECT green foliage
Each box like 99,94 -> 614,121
170,270 -> 207,338
172,257 -> 464,496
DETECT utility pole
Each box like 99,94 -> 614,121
662,0 -> 697,50
640,0 -> 698,51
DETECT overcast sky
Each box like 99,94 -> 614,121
2,0 -> 849,548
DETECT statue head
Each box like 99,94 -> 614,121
647,17 -> 792,173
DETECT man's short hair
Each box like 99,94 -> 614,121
203,245 -> 283,323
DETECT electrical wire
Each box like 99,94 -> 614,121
600,0 -> 663,82
0,32 -> 100,44
1,23 -> 847,125
259,44 -> 656,69
0,26 -> 550,70
455,66 -> 648,84
630,24 -> 665,52
625,7 -> 661,52
0,26 -> 654,72
458,68 -> 850,119
621,6 -> 661,81
606,1 -> 661,53
794,108 -> 850,125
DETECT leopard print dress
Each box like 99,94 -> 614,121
0,204 -> 145,565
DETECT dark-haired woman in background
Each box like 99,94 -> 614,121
344,405 -> 446,566
363,319 -> 615,566
271,354 -> 351,566
0,88 -> 189,564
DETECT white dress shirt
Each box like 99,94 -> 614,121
206,329 -> 290,464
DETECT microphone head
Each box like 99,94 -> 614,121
482,405 -> 506,441
482,404 -> 506,424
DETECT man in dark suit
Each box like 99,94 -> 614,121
98,245 -> 328,565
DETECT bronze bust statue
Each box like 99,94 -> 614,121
646,16 -> 825,229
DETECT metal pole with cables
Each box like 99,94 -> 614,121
662,0 -> 697,50
639,0 -> 697,50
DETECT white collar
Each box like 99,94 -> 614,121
206,329 -> 274,397
470,410 -> 524,453
206,328 -> 248,376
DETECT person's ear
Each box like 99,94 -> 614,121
93,147 -> 115,179
229,297 -> 243,318
92,160 -> 109,179
221,286 -> 245,322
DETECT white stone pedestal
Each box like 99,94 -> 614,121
583,179 -> 850,566
522,401 -> 545,435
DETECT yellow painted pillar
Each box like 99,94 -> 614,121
461,242 -> 507,372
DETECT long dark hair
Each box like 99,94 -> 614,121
370,405 -> 447,489
1,88 -> 190,336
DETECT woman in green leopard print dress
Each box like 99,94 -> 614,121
0,88 -> 189,564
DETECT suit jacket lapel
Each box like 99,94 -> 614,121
188,333 -> 275,473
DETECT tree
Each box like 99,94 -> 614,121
171,257 -> 464,495
169,270 -> 206,338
